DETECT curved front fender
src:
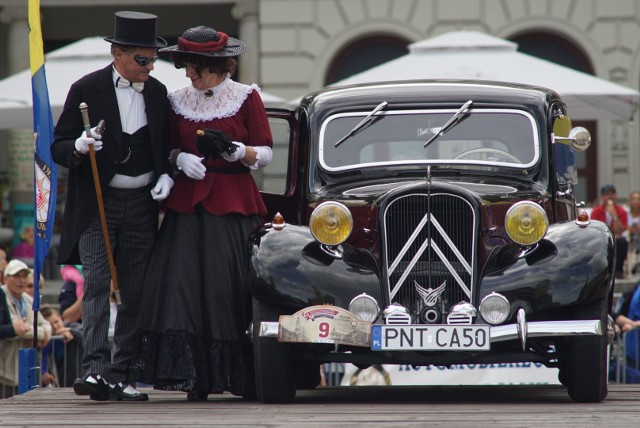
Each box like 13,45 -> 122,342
249,225 -> 383,311
480,220 -> 615,315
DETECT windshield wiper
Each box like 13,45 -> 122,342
423,100 -> 473,148
335,101 -> 388,147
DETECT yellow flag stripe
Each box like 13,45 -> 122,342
28,0 -> 45,75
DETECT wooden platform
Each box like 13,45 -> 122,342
1,384 -> 640,427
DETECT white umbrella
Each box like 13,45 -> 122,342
330,31 -> 640,121
0,37 -> 285,130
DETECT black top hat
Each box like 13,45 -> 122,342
159,26 -> 245,58
104,11 -> 167,48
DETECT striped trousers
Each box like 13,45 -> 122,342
78,185 -> 158,383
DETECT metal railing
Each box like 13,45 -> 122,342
0,335 -> 82,399
611,330 -> 640,384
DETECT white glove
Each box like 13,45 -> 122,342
221,141 -> 246,163
176,152 -> 206,180
150,173 -> 174,201
74,126 -> 103,154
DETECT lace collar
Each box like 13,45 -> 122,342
168,77 -> 259,122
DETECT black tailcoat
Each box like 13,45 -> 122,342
52,64 -> 170,264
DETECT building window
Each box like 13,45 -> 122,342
325,35 -> 409,86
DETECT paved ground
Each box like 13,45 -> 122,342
1,384 -> 639,427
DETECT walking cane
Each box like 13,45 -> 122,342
79,102 -> 121,304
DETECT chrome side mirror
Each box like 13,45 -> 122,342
555,126 -> 591,152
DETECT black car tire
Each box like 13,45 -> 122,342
252,298 -> 296,403
560,298 -> 609,403
295,363 -> 322,390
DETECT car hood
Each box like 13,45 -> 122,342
337,177 -> 544,202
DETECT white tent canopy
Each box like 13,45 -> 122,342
331,31 -> 640,121
0,37 -> 285,130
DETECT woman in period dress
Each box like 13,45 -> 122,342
130,25 -> 273,401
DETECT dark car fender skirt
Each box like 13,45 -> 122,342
249,224 -> 383,310
480,220 -> 615,313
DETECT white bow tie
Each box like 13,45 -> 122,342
115,76 -> 144,92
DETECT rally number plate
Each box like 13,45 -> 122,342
278,305 -> 371,347
371,325 -> 490,351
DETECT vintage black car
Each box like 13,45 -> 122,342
250,80 -> 616,403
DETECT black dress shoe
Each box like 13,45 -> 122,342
109,383 -> 149,401
187,390 -> 208,402
73,374 -> 109,401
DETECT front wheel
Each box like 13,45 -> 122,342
558,299 -> 609,403
252,298 -> 296,403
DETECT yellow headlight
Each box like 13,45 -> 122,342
309,201 -> 353,246
505,201 -> 548,245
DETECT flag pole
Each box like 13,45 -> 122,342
22,0 -> 57,393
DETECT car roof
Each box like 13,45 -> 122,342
301,79 -> 563,116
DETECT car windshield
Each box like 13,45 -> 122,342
319,108 -> 540,172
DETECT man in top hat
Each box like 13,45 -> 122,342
52,10 -> 173,401
591,184 -> 629,277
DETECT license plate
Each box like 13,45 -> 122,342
278,305 -> 371,347
371,325 -> 490,351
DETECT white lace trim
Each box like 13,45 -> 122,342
168,77 -> 260,122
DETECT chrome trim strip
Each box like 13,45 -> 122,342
517,308 -> 526,351
259,321 -> 279,337
260,319 -> 605,342
319,108 -> 541,172
490,319 -> 604,343
389,213 -> 472,299
388,212 -> 430,276
384,193 -> 476,304
390,230 -> 431,299
430,215 -> 472,274
428,239 -> 471,297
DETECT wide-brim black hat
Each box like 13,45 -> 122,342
104,11 -> 167,48
159,26 -> 245,57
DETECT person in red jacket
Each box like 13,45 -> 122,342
129,25 -> 273,402
591,184 -> 628,277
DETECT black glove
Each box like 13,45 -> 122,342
196,129 -> 238,160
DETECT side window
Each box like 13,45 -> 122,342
252,116 -> 291,194
552,114 -> 577,191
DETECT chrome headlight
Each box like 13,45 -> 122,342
349,293 -> 380,322
505,201 -> 548,245
479,292 -> 510,325
309,201 -> 353,246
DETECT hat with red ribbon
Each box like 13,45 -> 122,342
160,26 -> 245,57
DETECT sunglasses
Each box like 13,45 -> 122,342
121,49 -> 159,67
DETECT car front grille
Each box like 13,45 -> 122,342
383,193 -> 475,324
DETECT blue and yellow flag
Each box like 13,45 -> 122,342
29,0 -> 57,311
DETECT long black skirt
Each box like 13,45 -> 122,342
130,206 -> 260,396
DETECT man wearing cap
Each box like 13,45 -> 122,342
591,184 -> 629,277
52,11 -> 172,401
0,260 -> 51,398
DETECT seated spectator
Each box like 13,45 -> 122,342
25,269 -> 45,300
41,306 -> 83,387
58,265 -> 83,323
591,184 -> 628,278
0,243 -> 8,285
1,286 -> 30,398
0,259 -> 51,397
11,225 -> 34,259
627,190 -> 640,275
0,287 -> 30,340
623,282 -> 640,368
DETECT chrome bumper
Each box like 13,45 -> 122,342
258,308 -> 613,350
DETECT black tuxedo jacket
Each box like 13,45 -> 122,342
52,64 -> 170,264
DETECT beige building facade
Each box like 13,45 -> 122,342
1,0 -> 640,240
